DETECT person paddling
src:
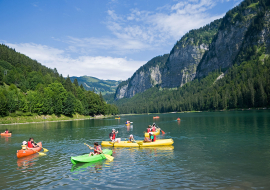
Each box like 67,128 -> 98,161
152,123 -> 156,132
149,132 -> 156,142
4,129 -> 9,134
128,134 -> 136,143
27,138 -> 39,148
86,142 -> 103,156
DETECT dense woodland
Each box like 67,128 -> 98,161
0,44 -> 118,117
114,0 -> 270,114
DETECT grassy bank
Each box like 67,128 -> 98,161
0,113 -> 111,125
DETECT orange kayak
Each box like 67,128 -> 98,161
17,142 -> 42,158
153,116 -> 160,119
1,133 -> 12,136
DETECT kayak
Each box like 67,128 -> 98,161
177,118 -> 181,121
125,123 -> 130,126
115,118 -> 120,119
71,149 -> 112,164
17,142 -> 42,158
153,116 -> 159,119
1,133 -> 12,136
144,128 -> 160,137
101,139 -> 174,147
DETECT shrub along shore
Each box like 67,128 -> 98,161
0,113 -> 111,125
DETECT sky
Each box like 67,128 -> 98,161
0,0 -> 241,80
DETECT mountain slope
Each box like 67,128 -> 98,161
69,76 -> 120,95
115,19 -> 221,100
114,0 -> 270,113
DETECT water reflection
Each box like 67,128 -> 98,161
1,135 -> 11,142
17,154 -> 39,171
126,125 -> 133,131
71,160 -> 112,173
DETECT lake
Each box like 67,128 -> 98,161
1,110 -> 270,189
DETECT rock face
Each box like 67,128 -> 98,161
115,55 -> 168,100
115,19 -> 221,100
161,42 -> 208,88
196,9 -> 258,78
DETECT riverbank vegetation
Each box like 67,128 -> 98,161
0,44 -> 118,119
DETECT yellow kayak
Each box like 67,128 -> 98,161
144,128 -> 160,137
115,118 -> 120,119
101,139 -> 173,147
125,123 -> 130,126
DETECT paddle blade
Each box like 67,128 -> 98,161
43,148 -> 49,152
104,154 -> 114,161
38,152 -> 46,156
161,130 -> 165,135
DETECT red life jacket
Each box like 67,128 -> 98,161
112,133 -> 116,140
27,141 -> 33,148
152,127 -> 156,132
94,145 -> 101,154
147,128 -> 151,133
5,131 -> 8,134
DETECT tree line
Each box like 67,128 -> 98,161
0,44 -> 118,117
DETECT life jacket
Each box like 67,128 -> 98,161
112,133 -> 116,140
153,135 -> 156,142
147,128 -> 151,133
94,145 -> 101,154
5,131 -> 8,134
27,141 -> 33,148
152,127 -> 156,132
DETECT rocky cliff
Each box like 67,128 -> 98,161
115,19 -> 221,100
115,0 -> 270,100
196,6 -> 260,78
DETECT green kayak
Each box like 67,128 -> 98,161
71,149 -> 112,164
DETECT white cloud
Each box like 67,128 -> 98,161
64,0 -> 225,56
5,42 -> 145,80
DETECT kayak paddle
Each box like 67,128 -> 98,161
84,143 -> 114,161
32,149 -> 46,156
34,141 -> 48,152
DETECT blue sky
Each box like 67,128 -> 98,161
0,0 -> 240,80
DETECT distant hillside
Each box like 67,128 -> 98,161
69,76 -> 121,95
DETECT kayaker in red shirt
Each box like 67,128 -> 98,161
87,142 -> 103,156
4,129 -> 9,134
27,138 -> 39,148
146,125 -> 151,133
109,129 -> 120,142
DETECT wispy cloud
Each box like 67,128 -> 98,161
5,42 -> 145,80
64,0 -> 225,56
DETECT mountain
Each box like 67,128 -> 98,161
69,76 -> 121,95
113,0 -> 270,113
115,19 -> 222,100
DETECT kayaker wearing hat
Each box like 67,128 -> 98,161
128,134 -> 136,143
109,129 -> 121,143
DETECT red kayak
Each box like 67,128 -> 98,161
1,133 -> 12,136
17,142 -> 42,158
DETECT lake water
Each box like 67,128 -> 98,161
1,110 -> 270,189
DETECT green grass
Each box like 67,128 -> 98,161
247,2 -> 259,8
0,113 -> 110,125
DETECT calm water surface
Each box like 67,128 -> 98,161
1,110 -> 270,189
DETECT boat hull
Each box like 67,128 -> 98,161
71,149 -> 113,164
16,142 -> 42,158
1,133 -> 12,137
101,139 -> 174,147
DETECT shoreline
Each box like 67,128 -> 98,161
0,114 -> 113,125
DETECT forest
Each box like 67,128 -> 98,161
0,44 -> 118,117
